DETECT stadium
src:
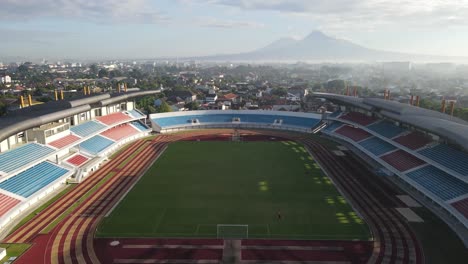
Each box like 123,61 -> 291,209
0,91 -> 467,263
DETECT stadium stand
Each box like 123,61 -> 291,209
322,122 -> 343,133
367,121 -> 407,138
127,109 -> 145,119
339,112 -> 377,126
451,198 -> 468,219
96,112 -> 131,126
393,131 -> 432,150
0,143 -> 55,174
78,135 -> 115,155
48,134 -> 81,149
153,114 -> 320,129
100,124 -> 139,141
406,166 -> 468,201
419,144 -> 468,176
335,125 -> 372,142
66,154 -> 89,167
131,121 -> 150,131
359,137 -> 397,156
70,121 -> 107,137
0,161 -> 69,198
328,111 -> 342,118
380,150 -> 426,172
0,193 -> 21,218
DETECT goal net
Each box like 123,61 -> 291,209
217,224 -> 248,239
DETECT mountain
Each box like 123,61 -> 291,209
200,31 -> 462,62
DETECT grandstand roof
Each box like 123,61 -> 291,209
0,90 -> 161,144
314,92 -> 468,150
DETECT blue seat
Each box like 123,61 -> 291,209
407,165 -> 468,201
367,121 -> 406,138
153,114 -> 320,129
0,161 -> 69,198
131,121 -> 149,131
418,144 -> 468,176
322,122 -> 343,133
359,137 -> 397,156
128,110 -> 145,119
70,121 -> 107,137
79,135 -> 115,155
0,143 -> 55,173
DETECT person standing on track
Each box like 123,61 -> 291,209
277,210 -> 282,221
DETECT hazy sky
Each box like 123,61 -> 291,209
1,0 -> 468,60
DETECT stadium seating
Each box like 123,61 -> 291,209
66,154 -> 89,167
153,114 -> 320,129
380,150 -> 426,172
419,144 -> 468,176
393,131 -> 432,150
0,161 -> 69,198
131,121 -> 150,132
127,109 -> 145,119
96,112 -> 131,126
335,125 -> 372,142
100,124 -> 139,141
367,121 -> 406,138
322,122 -> 343,133
0,143 -> 55,174
339,112 -> 377,126
70,121 -> 107,137
0,193 -> 21,218
328,111 -> 342,118
78,135 -> 115,155
48,134 -> 81,149
451,198 -> 468,219
406,166 -> 468,201
359,137 -> 397,156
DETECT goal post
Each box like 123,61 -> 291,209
216,224 -> 248,239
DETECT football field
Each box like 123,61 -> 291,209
97,141 -> 370,240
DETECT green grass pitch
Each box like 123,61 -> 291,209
97,141 -> 371,240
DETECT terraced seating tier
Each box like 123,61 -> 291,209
79,135 -> 115,155
66,154 -> 89,166
380,150 -> 426,172
335,125 -> 371,142
407,166 -> 468,201
131,121 -> 150,132
127,109 -> 145,119
0,162 -> 69,198
359,137 -> 397,156
367,121 -> 406,138
153,114 -> 320,129
451,198 -> 468,219
96,112 -> 131,126
339,112 -> 377,126
0,143 -> 55,174
70,121 -> 107,137
48,134 -> 81,149
101,124 -> 139,141
328,111 -> 342,118
419,144 -> 468,176
322,122 -> 343,133
0,193 -> 21,218
393,131 -> 432,150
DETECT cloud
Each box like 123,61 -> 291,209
195,17 -> 264,29
190,0 -> 468,32
0,0 -> 169,24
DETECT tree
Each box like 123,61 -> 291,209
157,101 -> 172,113
271,88 -> 288,97
185,101 -> 199,110
89,64 -> 99,76
98,68 -> 109,78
